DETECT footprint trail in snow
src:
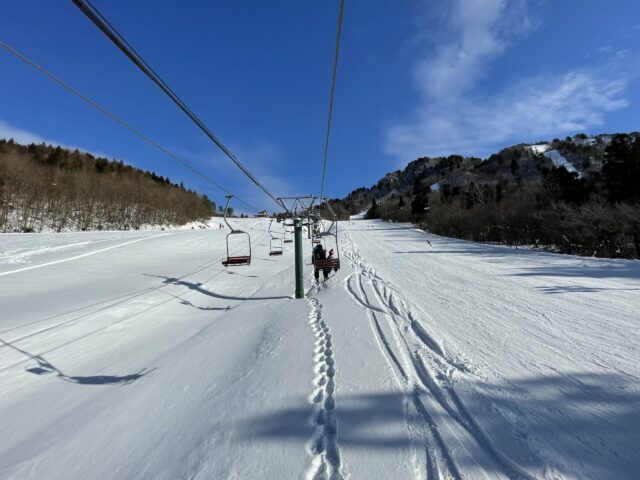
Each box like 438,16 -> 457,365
306,289 -> 343,480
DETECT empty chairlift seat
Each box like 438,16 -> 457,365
268,220 -> 283,256
221,196 -> 252,267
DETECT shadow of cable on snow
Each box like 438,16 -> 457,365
0,258 -> 225,338
237,372 -> 640,478
146,274 -> 289,302
158,291 -> 231,312
224,270 -> 259,278
1,339 -> 155,386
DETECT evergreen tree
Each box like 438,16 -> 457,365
603,134 -> 640,203
365,200 -> 379,219
510,158 -> 519,177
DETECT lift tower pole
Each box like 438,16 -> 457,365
278,196 -> 317,299
294,218 -> 304,299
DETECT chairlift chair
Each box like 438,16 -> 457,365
221,196 -> 251,267
312,236 -> 340,275
312,203 -> 340,276
283,223 -> 293,244
269,238 -> 283,256
311,235 -> 325,247
311,226 -> 322,244
268,220 -> 283,256
311,218 -> 323,244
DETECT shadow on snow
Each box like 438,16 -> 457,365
1,339 -> 154,386
238,372 -> 640,478
146,274 -> 290,302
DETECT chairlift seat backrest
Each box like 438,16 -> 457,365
269,237 -> 283,256
314,258 -> 340,272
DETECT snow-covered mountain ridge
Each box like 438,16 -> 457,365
343,133 -> 630,210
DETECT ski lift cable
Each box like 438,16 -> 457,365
318,0 -> 345,206
0,40 -> 261,214
71,0 -> 286,211
313,2 -> 344,281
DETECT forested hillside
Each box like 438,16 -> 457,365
0,139 -> 214,232
337,133 -> 640,258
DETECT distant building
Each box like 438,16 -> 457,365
255,210 -> 269,218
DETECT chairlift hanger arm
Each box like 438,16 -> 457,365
223,195 -> 246,233
317,200 -> 337,235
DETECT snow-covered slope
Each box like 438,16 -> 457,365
528,143 -> 550,154
525,144 -> 580,174
1,218 -> 638,479
543,149 -> 579,174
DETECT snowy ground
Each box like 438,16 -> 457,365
0,217 -> 638,479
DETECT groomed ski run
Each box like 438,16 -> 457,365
1,216 -> 639,479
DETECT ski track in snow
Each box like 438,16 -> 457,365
306,282 -> 343,480
0,233 -> 175,276
342,232 -> 536,480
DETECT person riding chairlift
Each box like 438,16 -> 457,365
323,249 -> 335,279
313,245 -> 336,281
313,243 -> 325,262
313,244 -> 328,281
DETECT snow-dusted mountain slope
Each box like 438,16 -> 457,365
543,149 -> 579,174
1,218 -> 638,479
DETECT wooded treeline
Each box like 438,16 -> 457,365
340,133 -> 640,259
0,139 -> 214,232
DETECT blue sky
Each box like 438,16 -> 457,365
1,1 -> 639,212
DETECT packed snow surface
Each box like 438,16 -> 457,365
1,218 -> 639,479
